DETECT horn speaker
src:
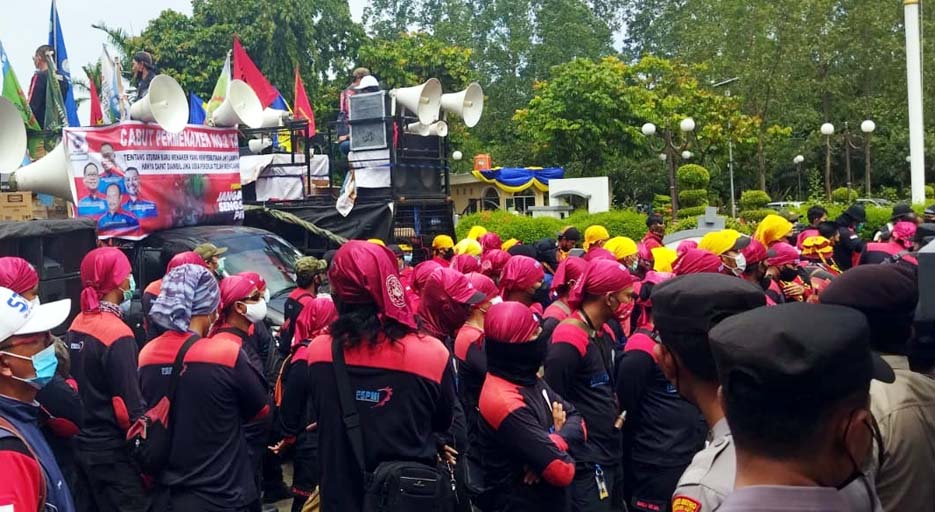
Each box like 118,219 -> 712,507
129,75 -> 188,133
441,82 -> 484,128
9,144 -> 76,201
391,79 -> 442,125
260,108 -> 290,128
406,121 -> 449,137
212,80 -> 264,129
0,98 -> 27,173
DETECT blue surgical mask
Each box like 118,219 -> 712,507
1,343 -> 58,389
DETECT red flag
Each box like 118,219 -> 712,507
88,78 -> 103,126
232,37 -> 278,108
293,66 -> 316,137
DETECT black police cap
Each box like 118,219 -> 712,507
559,227 -> 581,241
709,303 -> 894,404
652,273 -> 766,335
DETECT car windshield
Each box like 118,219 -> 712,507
217,233 -> 303,297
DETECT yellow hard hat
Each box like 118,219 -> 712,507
603,236 -> 639,260
583,225 -> 610,251
698,229 -> 743,256
466,225 -> 488,241
454,238 -> 482,257
432,234 -> 454,250
651,247 -> 678,272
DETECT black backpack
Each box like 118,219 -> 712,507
126,333 -> 199,476
332,338 -> 446,511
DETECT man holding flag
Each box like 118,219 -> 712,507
27,45 -> 64,130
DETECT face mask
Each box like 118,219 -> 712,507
263,288 -> 271,303
122,274 -> 136,304
243,300 -> 268,323
779,267 -> 799,282
404,254 -> 413,265
1,343 -> 58,389
215,257 -> 227,277
724,253 -> 746,276
627,259 -> 640,272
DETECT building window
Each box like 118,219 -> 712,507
507,189 -> 536,215
482,187 -> 500,211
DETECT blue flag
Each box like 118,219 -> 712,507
49,0 -> 79,127
189,92 -> 207,125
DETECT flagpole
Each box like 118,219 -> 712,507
905,0 -> 926,204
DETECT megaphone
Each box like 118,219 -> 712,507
260,108 -> 290,128
0,98 -> 28,173
9,144 -> 76,201
442,82 -> 484,128
213,80 -> 264,129
391,78 -> 442,125
248,139 -> 272,154
129,75 -> 188,133
406,121 -> 449,137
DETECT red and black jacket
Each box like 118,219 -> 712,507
305,332 -> 455,512
65,311 -> 145,451
138,330 -> 270,510
544,313 -> 621,466
453,324 -> 486,437
615,329 -> 706,468
472,374 -> 584,511
280,288 -> 314,350
277,339 -> 313,441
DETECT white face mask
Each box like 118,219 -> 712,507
263,288 -> 271,303
243,299 -> 268,323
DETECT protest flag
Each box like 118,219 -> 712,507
294,66 -> 316,138
205,50 -> 231,122
88,78 -> 103,125
0,40 -> 40,130
43,54 -> 66,131
49,0 -> 79,126
189,92 -> 207,125
100,45 -> 128,123
232,37 -> 278,108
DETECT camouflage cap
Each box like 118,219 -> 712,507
296,256 -> 327,275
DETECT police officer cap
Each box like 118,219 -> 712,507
710,303 -> 895,405
652,273 -> 766,335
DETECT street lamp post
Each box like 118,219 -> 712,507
821,123 -> 835,200
860,120 -> 876,196
713,77 -> 740,218
794,154 -> 805,200
641,118 -> 696,219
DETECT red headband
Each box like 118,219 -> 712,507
219,275 -> 258,312
673,248 -> 721,275
0,257 -> 39,296
485,301 -> 541,344
329,240 -> 416,329
567,259 -> 635,310
79,247 -> 132,311
499,255 -> 544,296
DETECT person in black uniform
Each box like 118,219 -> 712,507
131,51 -> 156,102
66,248 -> 148,512
472,301 -> 584,512
141,264 -> 270,511
28,44 -> 65,129
305,241 -> 455,511
833,204 -> 866,270
545,259 -> 635,512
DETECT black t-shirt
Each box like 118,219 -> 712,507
139,330 -> 269,510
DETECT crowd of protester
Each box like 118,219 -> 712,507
0,201 -> 934,512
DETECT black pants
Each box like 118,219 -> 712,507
572,462 -> 625,512
290,430 -> 319,511
74,446 -> 149,512
625,461 -> 686,512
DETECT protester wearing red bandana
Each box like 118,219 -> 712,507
545,259 -> 635,511
0,257 -> 40,300
499,255 -> 545,313
471,301 -> 585,512
304,241 -> 454,511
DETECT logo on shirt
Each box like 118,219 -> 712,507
355,386 -> 393,408
589,372 -> 610,388
672,496 -> 701,512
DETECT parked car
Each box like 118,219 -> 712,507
857,198 -> 894,208
767,201 -> 803,211
124,225 -> 304,331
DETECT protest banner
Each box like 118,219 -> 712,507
64,121 -> 243,240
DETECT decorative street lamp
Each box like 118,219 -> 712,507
794,154 -> 805,200
859,120 -> 876,196
641,118 -> 697,218
820,123 -> 835,200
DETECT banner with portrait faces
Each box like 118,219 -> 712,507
64,122 -> 244,240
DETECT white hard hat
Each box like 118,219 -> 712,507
0,287 -> 70,344
354,75 -> 380,90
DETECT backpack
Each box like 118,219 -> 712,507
126,333 -> 199,476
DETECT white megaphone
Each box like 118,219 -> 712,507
9,144 -> 76,201
260,108 -> 290,128
441,82 -> 484,128
406,121 -> 449,137
0,98 -> 28,173
248,139 -> 272,154
391,78 -> 442,125
212,80 -> 264,129
129,75 -> 188,133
